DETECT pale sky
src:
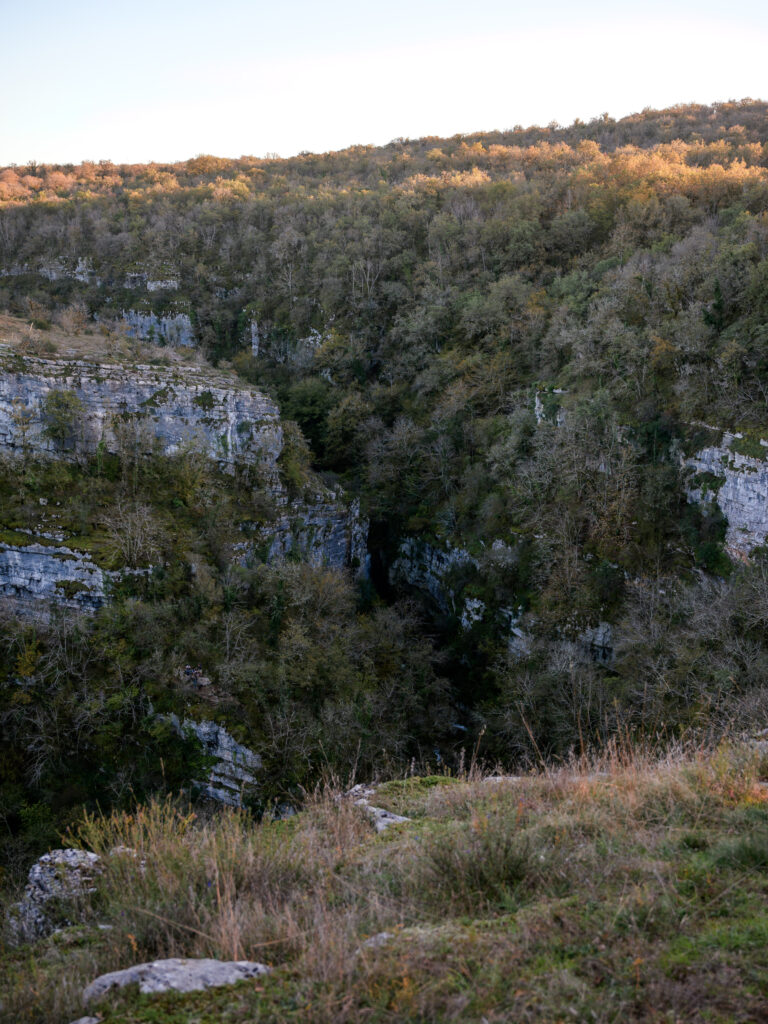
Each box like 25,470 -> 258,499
2,0 -> 767,165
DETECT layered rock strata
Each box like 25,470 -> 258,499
0,349 -> 282,470
0,350 -> 367,614
168,716 -> 261,807
0,537 -> 112,613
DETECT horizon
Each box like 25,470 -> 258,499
3,0 -> 768,166
3,97 -> 767,171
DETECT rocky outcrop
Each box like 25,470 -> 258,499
0,537 -> 105,612
0,349 -> 368,615
686,432 -> 768,559
0,256 -> 100,285
256,496 -> 368,573
0,349 -> 282,471
390,538 -> 478,615
83,958 -> 270,1003
0,534 -> 147,614
248,320 -> 261,356
121,309 -> 193,346
579,621 -> 614,664
146,279 -> 180,293
7,849 -> 102,943
169,717 -> 261,807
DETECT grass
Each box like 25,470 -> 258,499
2,744 -> 768,1022
0,312 -> 209,369
729,432 -> 768,461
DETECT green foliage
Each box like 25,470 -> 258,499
40,389 -> 84,448
276,421 -> 312,496
8,101 -> 768,881
192,389 -> 215,411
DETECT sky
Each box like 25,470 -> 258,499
2,0 -> 768,166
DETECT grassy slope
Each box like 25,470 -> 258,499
3,745 -> 768,1023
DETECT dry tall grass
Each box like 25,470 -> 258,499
3,740 -> 768,1023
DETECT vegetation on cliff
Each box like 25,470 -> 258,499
4,99 -> 768,895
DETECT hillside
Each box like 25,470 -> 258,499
3,747 -> 768,1023
3,98 -> 768,906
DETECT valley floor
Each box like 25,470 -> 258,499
3,743 -> 768,1023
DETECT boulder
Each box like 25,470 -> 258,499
359,931 -> 394,951
83,957 -> 270,1003
7,849 -> 101,943
361,804 -> 411,833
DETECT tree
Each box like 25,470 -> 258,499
41,389 -> 85,450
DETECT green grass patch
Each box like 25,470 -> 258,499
730,431 -> 768,460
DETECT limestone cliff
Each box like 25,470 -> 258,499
120,310 -> 194,347
0,347 -> 368,612
686,431 -> 768,559
390,537 -> 478,615
0,533 -> 126,613
167,716 -> 261,807
0,347 -> 283,470
257,496 -> 368,573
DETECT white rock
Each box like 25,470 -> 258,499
83,957 -> 270,1003
686,436 -> 768,559
0,351 -> 283,471
460,596 -> 485,630
358,931 -> 394,952
7,849 -> 102,943
344,783 -> 411,832
345,782 -> 378,801
166,716 -> 261,807
355,800 -> 411,833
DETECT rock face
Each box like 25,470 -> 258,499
579,621 -> 614,664
258,496 -> 368,573
390,538 -> 478,615
686,432 -> 768,559
0,538 -> 107,612
0,348 -> 368,614
83,958 -> 270,1003
0,534 -> 149,614
0,350 -> 282,471
121,309 -> 193,346
170,716 -> 261,807
8,849 -> 102,943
